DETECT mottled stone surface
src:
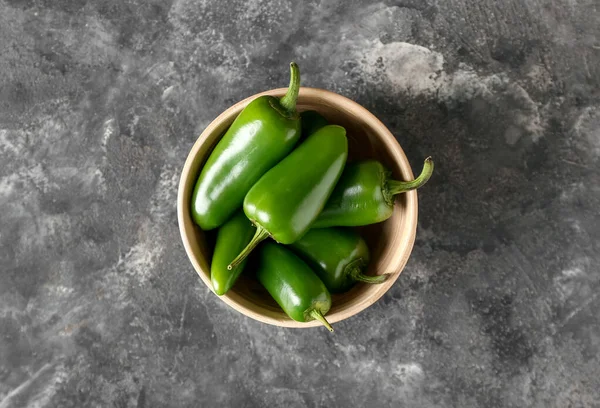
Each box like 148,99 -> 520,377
1,0 -> 599,407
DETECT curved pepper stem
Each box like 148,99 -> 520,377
309,309 -> 334,332
279,62 -> 301,114
353,271 -> 390,284
387,157 -> 434,196
227,226 -> 269,270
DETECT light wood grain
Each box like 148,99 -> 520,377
177,87 -> 418,328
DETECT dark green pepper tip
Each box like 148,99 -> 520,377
278,62 -> 301,115
213,262 -> 245,296
386,156 -> 434,196
227,225 -> 269,270
309,309 -> 334,332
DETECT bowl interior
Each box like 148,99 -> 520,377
178,87 -> 418,327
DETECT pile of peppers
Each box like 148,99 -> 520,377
191,62 -> 434,332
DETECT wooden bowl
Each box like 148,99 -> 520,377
177,87 -> 418,328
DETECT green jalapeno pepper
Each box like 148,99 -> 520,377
257,242 -> 334,331
290,227 -> 387,293
191,63 -> 302,230
300,110 -> 328,139
210,210 -> 256,296
312,157 -> 434,228
227,125 -> 348,270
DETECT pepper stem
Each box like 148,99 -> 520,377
387,157 -> 434,195
227,225 -> 269,270
346,261 -> 390,284
279,62 -> 300,114
353,271 -> 391,284
309,309 -> 334,332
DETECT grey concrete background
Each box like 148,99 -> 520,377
1,0 -> 599,407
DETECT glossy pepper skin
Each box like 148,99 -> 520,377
312,157 -> 434,228
300,110 -> 328,139
227,125 -> 348,269
291,228 -> 388,293
210,211 -> 256,296
191,63 -> 302,230
257,242 -> 334,331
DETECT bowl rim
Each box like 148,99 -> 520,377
177,86 -> 418,328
